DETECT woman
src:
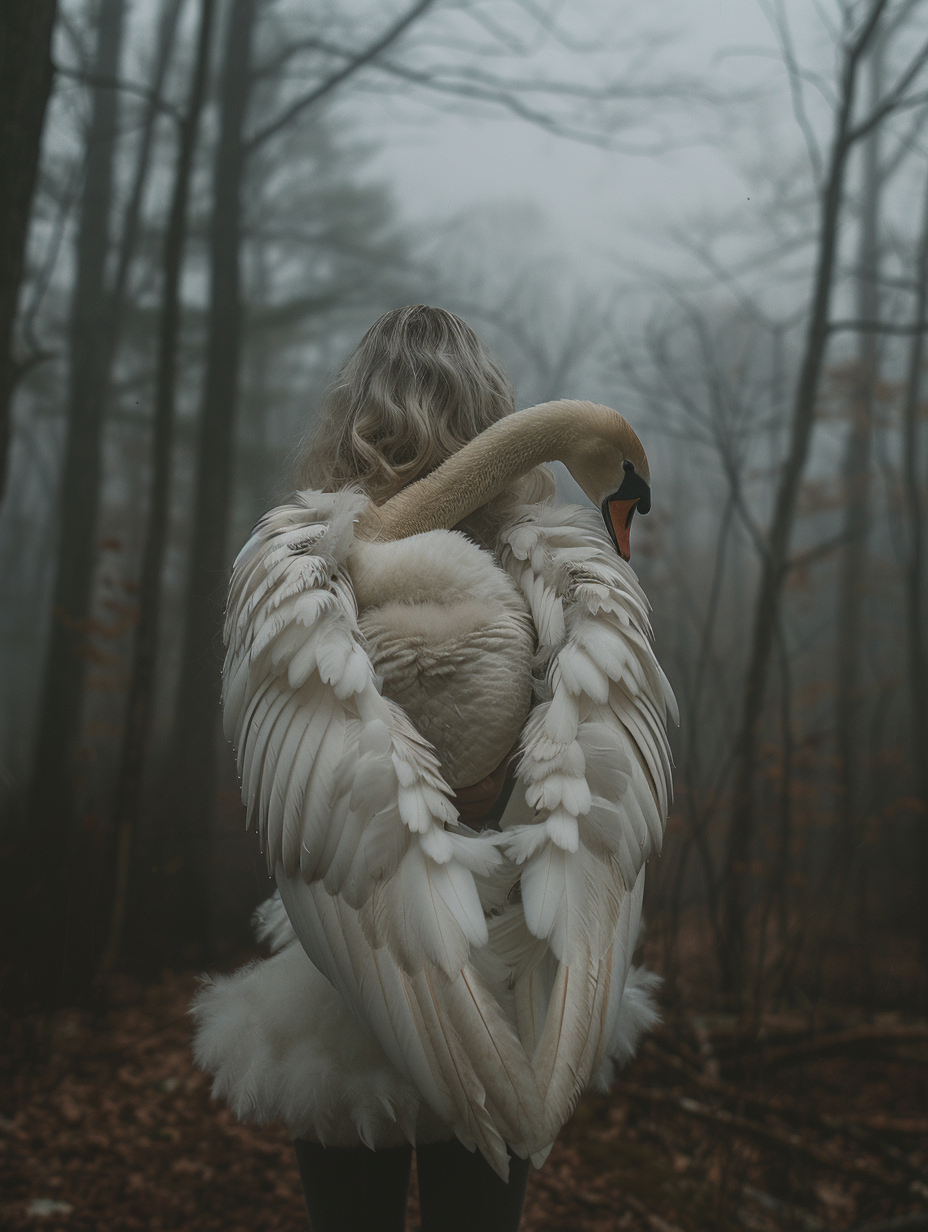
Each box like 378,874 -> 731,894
193,305 -> 673,1231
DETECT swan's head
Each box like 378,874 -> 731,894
567,408 -> 651,562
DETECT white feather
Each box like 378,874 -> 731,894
195,487 -> 674,1173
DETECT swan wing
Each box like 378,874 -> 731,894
497,500 -> 676,1140
223,490 -> 544,1176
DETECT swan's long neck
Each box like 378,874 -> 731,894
359,399 -> 636,541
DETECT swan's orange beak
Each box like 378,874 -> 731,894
606,498 -> 638,562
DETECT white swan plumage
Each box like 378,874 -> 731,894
192,399 -> 676,1179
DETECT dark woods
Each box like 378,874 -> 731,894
0,0 -> 926,1029
1,0 -> 423,997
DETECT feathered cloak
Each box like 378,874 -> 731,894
191,485 -> 675,1176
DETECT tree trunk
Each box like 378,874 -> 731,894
719,23 -> 875,1001
901,163 -> 928,973
162,0 -> 259,964
99,0 -> 217,978
22,0 -> 126,997
108,0 -> 186,331
0,0 -> 57,502
28,0 -> 125,838
830,39 -> 882,954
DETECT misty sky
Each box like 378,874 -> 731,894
349,0 -> 824,275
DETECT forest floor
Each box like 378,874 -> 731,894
1,968 -> 927,1232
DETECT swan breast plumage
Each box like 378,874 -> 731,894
349,529 -> 535,788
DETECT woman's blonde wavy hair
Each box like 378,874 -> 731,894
294,305 -> 517,503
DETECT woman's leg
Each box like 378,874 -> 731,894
416,1138 -> 531,1232
293,1139 -> 412,1232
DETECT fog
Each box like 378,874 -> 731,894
361,0 -> 789,265
2,0 -> 926,1026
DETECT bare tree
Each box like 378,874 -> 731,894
26,0 -> 126,883
721,0 -> 928,998
614,296 -> 783,998
0,1 -> 57,502
106,0 -> 186,343
822,34 -> 885,996
98,0 -> 218,977
161,0 -> 260,961
901,159 -> 928,968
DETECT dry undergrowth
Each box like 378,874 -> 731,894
1,970 -> 926,1232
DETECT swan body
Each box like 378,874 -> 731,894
350,530 -> 534,788
192,400 -> 676,1178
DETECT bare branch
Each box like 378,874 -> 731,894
880,96 -> 928,178
53,63 -> 183,122
757,0 -> 825,181
348,57 -> 711,151
20,161 -> 83,357
787,532 -> 849,572
827,316 -> 928,333
846,0 -> 891,68
250,35 -> 329,82
849,37 -> 928,142
248,0 -> 439,150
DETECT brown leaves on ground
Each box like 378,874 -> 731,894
1,971 -> 927,1231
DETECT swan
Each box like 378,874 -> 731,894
349,399 -> 654,791
192,397 -> 676,1182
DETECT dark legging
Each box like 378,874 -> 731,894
293,1137 -> 531,1232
